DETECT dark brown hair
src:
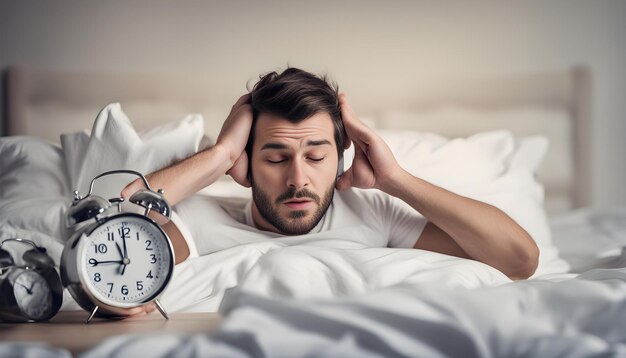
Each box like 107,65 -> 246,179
246,68 -> 345,164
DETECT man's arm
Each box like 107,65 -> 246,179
121,94 -> 254,264
121,94 -> 253,206
336,94 -> 539,280
123,143 -> 234,206
385,171 -> 539,280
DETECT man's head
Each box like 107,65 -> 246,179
246,68 -> 345,235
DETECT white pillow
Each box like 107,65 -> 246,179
60,103 -> 205,200
381,107 -> 575,213
364,129 -> 569,277
0,137 -> 70,265
0,137 -> 70,200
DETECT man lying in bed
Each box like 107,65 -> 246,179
123,68 -> 539,314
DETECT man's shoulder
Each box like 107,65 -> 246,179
328,189 -> 396,231
334,188 -> 391,209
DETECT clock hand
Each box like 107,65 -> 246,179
122,232 -> 129,259
16,282 -> 33,294
119,228 -> 131,276
115,242 -> 124,259
89,258 -> 124,266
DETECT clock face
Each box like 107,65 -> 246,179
79,214 -> 173,307
14,269 -> 53,320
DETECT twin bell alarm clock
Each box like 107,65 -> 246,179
60,170 -> 175,323
0,238 -> 63,322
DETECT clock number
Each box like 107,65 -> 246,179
121,285 -> 129,296
145,240 -> 153,251
136,232 -> 140,241
146,270 -> 153,279
107,283 -> 114,293
94,243 -> 108,254
150,254 -> 157,264
94,273 -> 101,282
136,281 -> 144,291
107,232 -> 115,241
118,227 -> 131,240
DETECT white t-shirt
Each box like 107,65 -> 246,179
171,189 -> 428,258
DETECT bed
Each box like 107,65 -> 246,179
2,65 -> 626,357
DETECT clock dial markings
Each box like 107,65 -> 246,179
82,216 -> 172,305
94,243 -> 108,254
14,270 -> 53,319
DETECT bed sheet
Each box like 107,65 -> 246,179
550,206 -> 626,273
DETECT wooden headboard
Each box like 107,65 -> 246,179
3,66 -> 591,214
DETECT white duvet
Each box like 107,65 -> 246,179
80,268 -> 626,358
160,242 -> 514,313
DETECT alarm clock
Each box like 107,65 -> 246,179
60,169 -> 175,323
0,238 -> 63,322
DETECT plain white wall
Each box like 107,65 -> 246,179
1,0 -> 625,208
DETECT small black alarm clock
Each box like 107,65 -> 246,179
0,238 -> 63,322
60,170 -> 175,323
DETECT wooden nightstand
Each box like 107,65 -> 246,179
0,311 -> 223,355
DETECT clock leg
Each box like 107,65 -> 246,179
86,305 -> 99,324
154,299 -> 169,320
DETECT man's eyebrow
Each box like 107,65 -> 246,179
260,143 -> 288,151
260,140 -> 332,151
306,139 -> 332,147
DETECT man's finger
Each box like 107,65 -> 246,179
121,178 -> 144,200
339,94 -> 371,142
339,93 -> 360,124
339,93 -> 377,150
231,93 -> 251,113
145,302 -> 157,313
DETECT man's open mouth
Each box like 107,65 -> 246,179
283,199 -> 313,209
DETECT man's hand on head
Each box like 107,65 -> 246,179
218,94 -> 253,188
336,93 -> 402,192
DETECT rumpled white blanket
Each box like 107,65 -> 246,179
160,243 -> 513,313
82,267 -> 626,358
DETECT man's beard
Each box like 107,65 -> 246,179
251,179 -> 335,235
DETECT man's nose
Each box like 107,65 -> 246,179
286,159 -> 309,189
